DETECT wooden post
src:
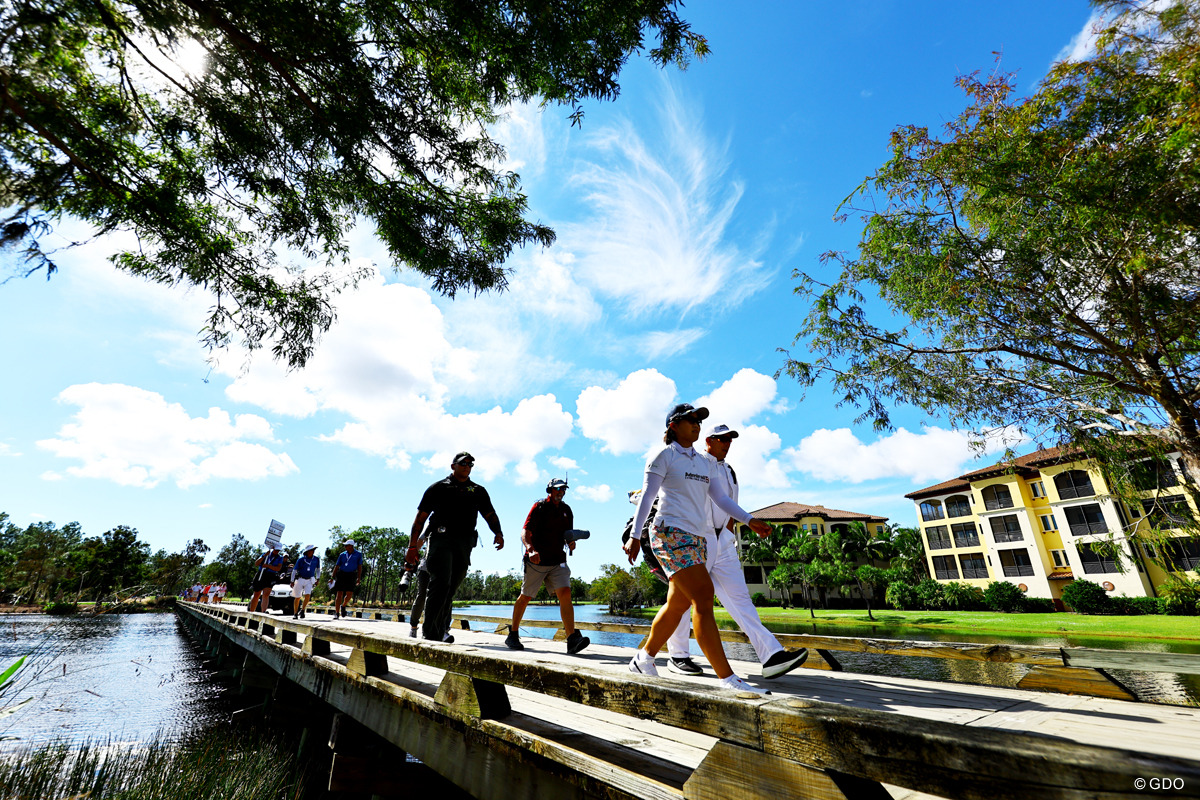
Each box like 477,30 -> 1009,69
303,634 -> 331,657
684,740 -> 890,800
346,647 -> 389,677
276,628 -> 297,646
435,672 -> 511,720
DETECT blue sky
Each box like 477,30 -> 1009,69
0,1 -> 1100,581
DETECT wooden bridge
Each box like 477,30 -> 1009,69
176,601 -> 1200,800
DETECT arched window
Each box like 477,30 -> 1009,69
981,484 -> 1014,511
1055,470 -> 1095,499
919,500 -> 944,521
945,495 -> 971,518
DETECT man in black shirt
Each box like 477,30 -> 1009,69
407,451 -> 504,641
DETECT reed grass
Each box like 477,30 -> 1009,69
0,727 -> 307,800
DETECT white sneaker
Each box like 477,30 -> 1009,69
720,675 -> 770,695
628,649 -> 659,677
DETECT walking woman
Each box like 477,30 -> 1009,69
623,403 -> 774,694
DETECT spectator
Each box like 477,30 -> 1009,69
407,452 -> 504,642
291,544 -> 321,619
332,540 -> 363,618
249,546 -> 286,614
505,479 -> 589,655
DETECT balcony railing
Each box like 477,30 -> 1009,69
1001,564 -> 1035,577
984,497 -> 1014,511
1068,522 -> 1108,537
961,566 -> 989,579
993,530 -> 1023,543
1082,560 -> 1118,574
954,534 -> 980,548
934,569 -> 960,580
927,538 -> 953,551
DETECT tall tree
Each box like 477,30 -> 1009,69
785,1 -> 1200,482
2,0 -> 707,367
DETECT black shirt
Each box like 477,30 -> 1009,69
523,498 -> 573,566
418,475 -> 496,544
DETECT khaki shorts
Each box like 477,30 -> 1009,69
521,562 -> 571,597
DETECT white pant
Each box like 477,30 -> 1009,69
667,527 -> 783,664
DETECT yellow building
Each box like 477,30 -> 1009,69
733,502 -> 889,603
906,446 -> 1200,606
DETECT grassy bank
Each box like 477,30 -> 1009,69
630,606 -> 1200,642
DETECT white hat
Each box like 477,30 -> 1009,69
707,424 -> 739,439
303,544 -> 317,553
343,540 -> 356,547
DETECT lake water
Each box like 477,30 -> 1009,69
0,613 -> 231,748
459,603 -> 1200,705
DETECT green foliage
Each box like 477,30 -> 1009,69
784,0 -> 1200,484
1061,579 -> 1113,614
588,564 -> 652,612
1022,597 -> 1057,613
941,581 -> 986,611
885,580 -> 919,610
0,727 -> 308,799
983,581 -> 1027,613
2,0 -> 707,367
1110,596 -> 1164,616
41,601 -> 77,615
1159,576 -> 1200,615
913,578 -> 945,610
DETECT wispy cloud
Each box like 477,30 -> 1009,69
1055,8 -> 1106,64
639,328 -> 705,359
562,80 -> 773,317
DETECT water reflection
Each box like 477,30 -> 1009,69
459,604 -> 1200,705
0,614 -> 233,748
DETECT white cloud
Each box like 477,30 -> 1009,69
573,484 -> 613,503
696,369 -> 778,429
0,443 -> 19,458
722,424 -> 790,490
492,102 -> 550,177
40,472 -> 63,482
783,426 -> 989,484
549,456 -> 583,474
1055,8 -> 1106,63
37,383 -> 296,488
562,80 -> 773,316
639,329 -> 705,360
576,369 -> 677,455
199,503 -> 212,508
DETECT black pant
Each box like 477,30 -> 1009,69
422,539 -> 472,640
410,569 -> 431,628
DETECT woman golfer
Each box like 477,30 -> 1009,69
623,403 -> 774,695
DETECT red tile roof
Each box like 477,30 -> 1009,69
750,502 -> 888,523
906,445 -> 1087,498
1047,570 -> 1074,580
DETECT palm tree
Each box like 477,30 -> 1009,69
887,524 -> 928,580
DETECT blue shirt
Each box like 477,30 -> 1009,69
292,554 -> 320,580
335,550 -> 363,574
259,551 -> 286,572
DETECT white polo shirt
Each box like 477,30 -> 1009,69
633,441 -> 751,538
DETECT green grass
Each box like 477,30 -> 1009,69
634,606 -> 1200,643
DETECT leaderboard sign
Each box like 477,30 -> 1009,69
265,519 -> 285,549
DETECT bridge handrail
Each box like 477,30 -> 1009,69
180,601 -> 1200,800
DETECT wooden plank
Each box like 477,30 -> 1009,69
302,635 -> 331,657
347,646 -> 389,677
683,740 -> 887,800
1016,666 -> 1137,701
1062,648 -> 1200,675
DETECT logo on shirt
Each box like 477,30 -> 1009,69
684,472 -> 709,484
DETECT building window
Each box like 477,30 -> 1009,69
932,555 -> 959,580
920,500 -> 945,521
959,553 -> 988,579
1039,514 -> 1058,532
1131,458 -> 1179,491
998,548 -> 1035,577
1164,539 -> 1200,571
876,524 -> 885,535
1050,549 -> 1069,568
1141,496 -> 1194,529
925,525 -> 952,551
981,484 -> 1014,511
1055,470 -> 1095,500
1077,543 -> 1119,574
1030,481 -> 1046,498
989,515 -> 1023,543
945,494 -> 972,518
743,565 -> 763,584
951,522 -> 979,548
1064,504 -> 1108,536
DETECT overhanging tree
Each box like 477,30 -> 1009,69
786,0 -> 1200,490
2,0 -> 707,367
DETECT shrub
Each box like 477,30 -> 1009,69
913,578 -> 946,610
941,581 -> 986,611
885,581 -> 919,610
1022,597 -> 1057,613
1113,596 -> 1163,616
983,581 -> 1026,613
1061,579 -> 1111,614
751,593 -> 782,608
42,601 -> 78,615
1159,577 -> 1200,616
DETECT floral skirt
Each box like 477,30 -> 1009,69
649,523 -> 707,578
